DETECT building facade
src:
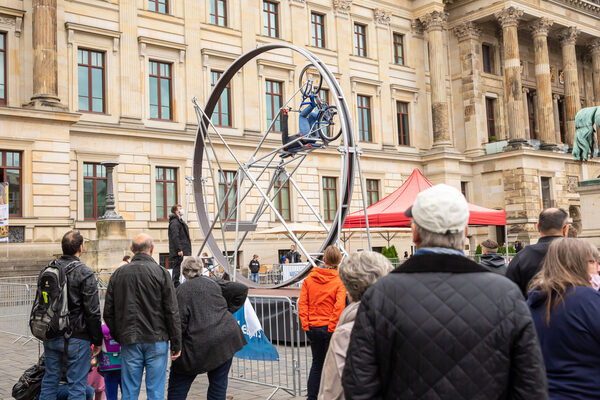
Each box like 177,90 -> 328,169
1,0 -> 600,273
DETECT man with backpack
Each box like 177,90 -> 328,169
32,230 -> 103,400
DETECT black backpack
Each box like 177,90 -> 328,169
29,260 -> 79,341
12,355 -> 45,400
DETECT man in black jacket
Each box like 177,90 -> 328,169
479,239 -> 507,275
39,230 -> 103,400
506,208 -> 568,297
104,233 -> 182,400
285,244 -> 301,263
342,184 -> 547,400
168,204 -> 192,287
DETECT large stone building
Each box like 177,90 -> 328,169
1,0 -> 600,274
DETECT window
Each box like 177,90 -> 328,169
311,12 -> 325,48
323,176 -> 337,221
393,33 -> 405,66
219,170 -> 237,220
318,88 -> 329,104
77,49 -> 105,113
460,181 -> 469,200
527,91 -> 536,139
265,80 -> 282,132
263,1 -> 279,38
83,163 -> 107,220
366,179 -> 379,206
485,97 -> 496,141
541,177 -> 552,209
274,175 -> 291,221
0,151 -> 21,217
156,167 -> 177,220
558,96 -> 565,143
322,177 -> 337,222
397,101 -> 410,146
148,0 -> 168,14
354,24 -> 367,57
149,61 -> 172,121
210,0 -> 227,26
482,44 -> 494,74
0,33 -> 6,105
210,71 -> 231,127
159,253 -> 171,269
357,95 -> 371,142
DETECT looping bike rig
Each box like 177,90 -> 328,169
192,44 -> 364,288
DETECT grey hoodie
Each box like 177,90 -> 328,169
480,253 -> 508,275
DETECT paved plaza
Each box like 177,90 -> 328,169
0,333 -> 304,400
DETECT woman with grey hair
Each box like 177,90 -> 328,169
167,256 -> 248,400
317,251 -> 393,400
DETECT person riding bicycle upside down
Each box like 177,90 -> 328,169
281,94 -> 321,151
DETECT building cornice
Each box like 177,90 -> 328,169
547,0 -> 600,18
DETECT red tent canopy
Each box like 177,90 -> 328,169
344,169 -> 506,228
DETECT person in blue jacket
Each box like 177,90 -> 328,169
527,237 -> 600,400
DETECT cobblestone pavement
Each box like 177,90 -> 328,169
0,333 -> 305,400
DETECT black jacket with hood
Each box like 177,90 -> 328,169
479,253 -> 508,275
168,213 -> 191,257
342,253 -> 547,400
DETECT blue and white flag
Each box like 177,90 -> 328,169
233,299 -> 279,361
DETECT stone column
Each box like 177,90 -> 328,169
552,94 -> 561,144
100,162 -> 123,221
419,11 -> 451,147
531,18 -> 558,150
29,0 -> 63,107
495,7 -> 529,149
559,27 -> 581,148
522,87 -> 530,139
590,38 -> 600,104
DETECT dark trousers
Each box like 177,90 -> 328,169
170,256 -> 183,288
306,326 -> 332,400
167,358 -> 233,400
104,370 -> 121,400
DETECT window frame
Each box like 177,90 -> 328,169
0,32 -> 6,106
149,60 -> 173,121
393,33 -> 405,66
366,179 -> 380,206
541,177 -> 552,209
210,70 -> 232,127
148,0 -> 169,14
396,101 -> 410,146
83,162 -> 107,221
155,166 -> 178,221
263,1 -> 279,38
354,23 -> 367,57
77,48 -> 106,114
357,95 -> 372,142
210,0 -> 228,27
485,97 -> 496,141
526,90 -> 536,139
274,176 -> 291,222
218,170 -> 237,221
558,97 -> 565,143
0,150 -> 22,217
322,176 -> 337,222
482,43 -> 494,74
265,79 -> 283,133
311,12 -> 325,48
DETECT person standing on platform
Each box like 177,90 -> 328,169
286,244 -> 301,264
299,246 -> 347,400
248,254 -> 260,284
169,204 -> 192,288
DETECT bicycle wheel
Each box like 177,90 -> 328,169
317,106 -> 342,142
299,64 -> 323,95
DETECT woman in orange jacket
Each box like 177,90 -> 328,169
299,245 -> 346,400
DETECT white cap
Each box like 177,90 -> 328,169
404,184 -> 469,234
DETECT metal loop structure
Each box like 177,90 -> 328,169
193,44 -> 357,288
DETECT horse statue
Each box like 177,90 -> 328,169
573,106 -> 600,161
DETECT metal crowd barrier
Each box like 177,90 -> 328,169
230,295 -> 311,398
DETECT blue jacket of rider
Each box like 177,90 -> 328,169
298,100 -> 320,137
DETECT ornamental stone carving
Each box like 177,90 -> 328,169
494,7 -> 523,29
453,21 -> 481,41
374,9 -> 391,26
559,26 -> 580,45
530,18 -> 553,38
589,38 -> 600,55
418,11 -> 447,32
332,0 -> 352,14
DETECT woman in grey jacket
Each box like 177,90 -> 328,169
318,251 -> 393,400
167,257 -> 248,400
